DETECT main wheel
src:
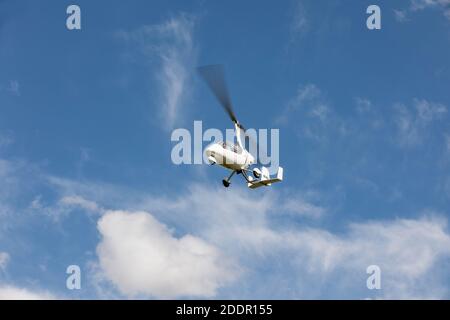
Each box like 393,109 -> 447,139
222,179 -> 230,188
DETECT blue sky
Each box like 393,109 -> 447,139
1,0 -> 450,299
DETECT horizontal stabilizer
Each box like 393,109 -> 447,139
248,167 -> 283,189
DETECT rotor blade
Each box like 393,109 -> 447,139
197,64 -> 239,124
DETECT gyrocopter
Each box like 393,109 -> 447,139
197,64 -> 283,189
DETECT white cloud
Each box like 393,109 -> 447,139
0,285 -> 54,300
393,9 -> 409,22
140,185 -> 450,298
290,217 -> 450,298
0,80 -> 20,96
7,80 -> 20,96
276,84 -> 323,125
18,173 -> 450,299
394,98 -> 447,147
216,192 -> 448,298
281,197 -> 325,219
445,134 -> 450,152
350,217 -> 450,278
276,84 -> 345,143
354,97 -> 385,129
411,0 -> 450,11
117,14 -> 197,129
0,133 -> 13,148
0,159 -> 24,220
0,252 -> 9,271
395,0 -> 450,21
289,1 -> 309,41
415,98 -> 447,121
355,97 -> 373,114
77,183 -> 450,298
96,210 -> 237,299
29,194 -> 102,221
59,195 -> 103,213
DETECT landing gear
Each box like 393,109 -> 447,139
222,170 -> 236,188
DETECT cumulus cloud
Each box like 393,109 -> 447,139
0,286 -> 54,300
65,182 -> 449,299
117,14 -> 197,129
15,172 -> 450,299
96,210 -> 237,299
132,185 -> 450,298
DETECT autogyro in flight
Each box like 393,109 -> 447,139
198,64 -> 283,189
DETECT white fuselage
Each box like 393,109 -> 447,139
205,141 -> 255,171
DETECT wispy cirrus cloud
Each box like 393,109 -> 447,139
117,14 -> 197,129
280,85 -> 447,151
276,83 -> 344,142
7,80 -> 20,96
393,9 -> 409,22
289,1 -> 309,42
28,194 -> 104,222
0,80 -> 20,97
2,143 -> 450,299
275,84 -> 323,125
394,0 -> 450,22
394,98 -> 447,147
445,134 -> 450,152
0,133 -> 13,148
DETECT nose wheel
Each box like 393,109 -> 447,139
222,170 -> 236,188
